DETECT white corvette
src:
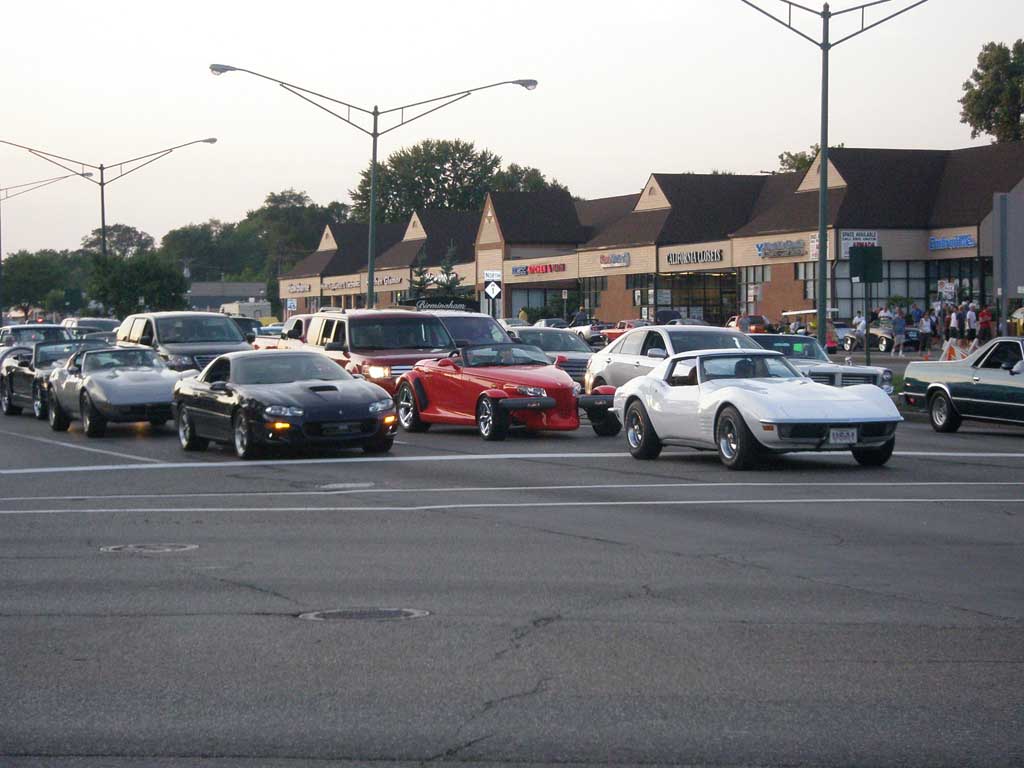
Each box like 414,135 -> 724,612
612,348 -> 903,469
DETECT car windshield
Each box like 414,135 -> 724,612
156,316 -> 245,344
440,316 -> 509,345
233,354 -> 351,385
701,354 -> 800,381
667,331 -> 761,352
35,342 -> 91,367
516,329 -> 591,353
348,316 -> 453,351
231,318 -> 262,334
10,327 -> 70,344
82,349 -> 164,373
462,343 -> 550,368
755,335 -> 830,362
76,318 -> 119,331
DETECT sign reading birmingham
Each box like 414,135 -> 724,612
666,248 -> 724,266
399,296 -> 480,312
929,234 -> 977,251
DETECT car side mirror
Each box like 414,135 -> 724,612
139,335 -> 153,347
69,365 -> 81,375
647,348 -> 668,359
245,332 -> 256,344
209,381 -> 231,393
324,342 -> 346,352
438,357 -> 458,369
1009,361 -> 1024,376
287,327 -> 302,339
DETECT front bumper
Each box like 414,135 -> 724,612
577,393 -> 614,411
756,419 -> 900,452
97,401 -> 174,423
254,414 -> 397,447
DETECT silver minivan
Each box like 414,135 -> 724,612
584,325 -> 760,392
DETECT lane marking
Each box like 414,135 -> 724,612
2,449 -> 1024,477
6,481 -> 1024,504
0,428 -> 164,464
2,497 -> 1023,516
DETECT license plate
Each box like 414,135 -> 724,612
828,428 -> 858,445
321,422 -> 358,436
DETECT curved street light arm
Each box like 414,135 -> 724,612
737,0 -> 821,46
278,85 -> 374,137
378,92 -> 473,136
0,172 -> 92,201
831,0 -> 928,47
378,79 -> 537,116
210,64 -> 374,116
107,137 -> 218,169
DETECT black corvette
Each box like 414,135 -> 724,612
173,350 -> 398,459
1,339 -> 108,419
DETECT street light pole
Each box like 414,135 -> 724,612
0,171 -> 94,327
1,138 -> 217,260
737,0 -> 930,347
210,64 -> 537,308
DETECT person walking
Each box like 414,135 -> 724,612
918,310 -> 933,356
571,305 -> 588,326
517,306 -> 529,322
854,310 -> 867,351
948,302 -> 961,343
979,304 -> 993,343
893,309 -> 907,357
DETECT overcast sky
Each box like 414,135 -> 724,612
1,0 -> 1020,256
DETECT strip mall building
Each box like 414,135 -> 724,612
280,143 -> 1024,324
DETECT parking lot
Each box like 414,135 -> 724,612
2,412 -> 1023,767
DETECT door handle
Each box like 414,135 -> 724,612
972,376 -> 980,383
634,361 -> 641,367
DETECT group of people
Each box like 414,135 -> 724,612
850,301 -> 995,357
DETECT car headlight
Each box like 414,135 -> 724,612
263,405 -> 304,418
165,354 -> 194,370
368,397 -> 394,413
516,385 -> 547,397
365,365 -> 391,379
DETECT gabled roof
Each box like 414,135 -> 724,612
375,210 -> 479,270
575,193 -> 641,241
830,148 -> 948,229
488,189 -> 584,244
281,249 -> 335,280
318,221 -> 406,278
931,143 -> 1024,227
585,174 -> 767,248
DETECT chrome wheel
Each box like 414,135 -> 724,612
1,385 -> 10,412
718,417 -> 739,460
626,409 -> 644,449
398,386 -> 415,428
478,398 -> 493,437
234,416 -> 249,457
178,409 -> 192,447
81,397 -> 92,432
32,386 -> 45,419
931,395 -> 948,427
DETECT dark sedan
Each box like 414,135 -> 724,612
1,339 -> 107,419
173,350 -> 398,459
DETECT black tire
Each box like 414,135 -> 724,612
928,391 -> 961,433
362,434 -> 394,454
715,405 -> 761,470
625,401 -> 662,460
589,410 -> 622,437
852,437 -> 895,467
48,391 -> 70,432
232,411 -> 261,460
32,384 -> 48,420
1,379 -> 22,416
877,335 -> 890,353
476,396 -> 508,441
396,382 -> 430,432
80,392 -> 106,438
177,405 -> 208,451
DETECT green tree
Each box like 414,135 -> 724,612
350,140 -> 569,222
1,249 -> 66,318
409,249 -> 433,298
88,251 -> 188,317
434,242 -> 468,295
81,223 -> 155,259
960,39 -> 1024,142
777,142 -> 845,174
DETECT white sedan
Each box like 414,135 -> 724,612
612,348 -> 903,469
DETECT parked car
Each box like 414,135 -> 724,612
902,336 -> 1024,432
395,342 -> 620,440
600,319 -> 651,345
842,318 -> 919,353
613,349 -> 902,469
568,317 -> 611,346
510,327 -> 594,383
497,318 -> 530,330
173,350 -> 397,459
0,324 -> 71,347
47,346 -> 189,436
533,318 -> 568,328
753,334 -> 894,394
115,311 -> 253,371
726,315 -> 770,334
228,316 -> 264,338
258,323 -> 284,337
779,309 -> 839,352
255,315 -> 312,351
61,317 -> 120,333
667,318 -> 710,326
585,325 -> 761,392
1,339 -> 107,419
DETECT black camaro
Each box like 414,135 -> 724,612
1,339 -> 108,420
173,350 -> 398,459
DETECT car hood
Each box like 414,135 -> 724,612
159,341 -> 252,356
789,360 -> 885,375
348,350 -> 451,367
545,351 -> 592,363
89,368 -> 181,403
465,364 -> 576,389
706,378 -> 900,420
239,379 -> 390,420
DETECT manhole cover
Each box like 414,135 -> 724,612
297,608 -> 430,622
100,543 -> 199,554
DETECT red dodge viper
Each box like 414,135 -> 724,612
395,342 -> 620,440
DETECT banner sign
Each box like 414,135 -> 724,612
510,263 -> 568,277
599,252 -> 631,268
666,248 -> 724,266
929,233 -> 977,251
841,230 -> 878,260
756,239 -> 806,259
399,296 -> 480,312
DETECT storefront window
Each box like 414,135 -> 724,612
738,266 -> 771,316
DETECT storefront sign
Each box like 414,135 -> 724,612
373,274 -> 404,287
286,299 -> 297,311
666,248 -> 724,266
599,252 -> 631,268
841,230 -> 878,259
510,263 -> 568,277
755,239 -> 806,259
287,282 -> 312,294
929,233 -> 977,251
399,296 -> 480,312
323,277 -> 360,292
482,269 -> 502,281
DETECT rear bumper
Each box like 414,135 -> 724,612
577,394 -> 614,411
498,396 -> 557,411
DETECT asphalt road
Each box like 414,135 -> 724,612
1,409 -> 1022,767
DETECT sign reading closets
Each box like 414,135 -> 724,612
666,248 -> 724,266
